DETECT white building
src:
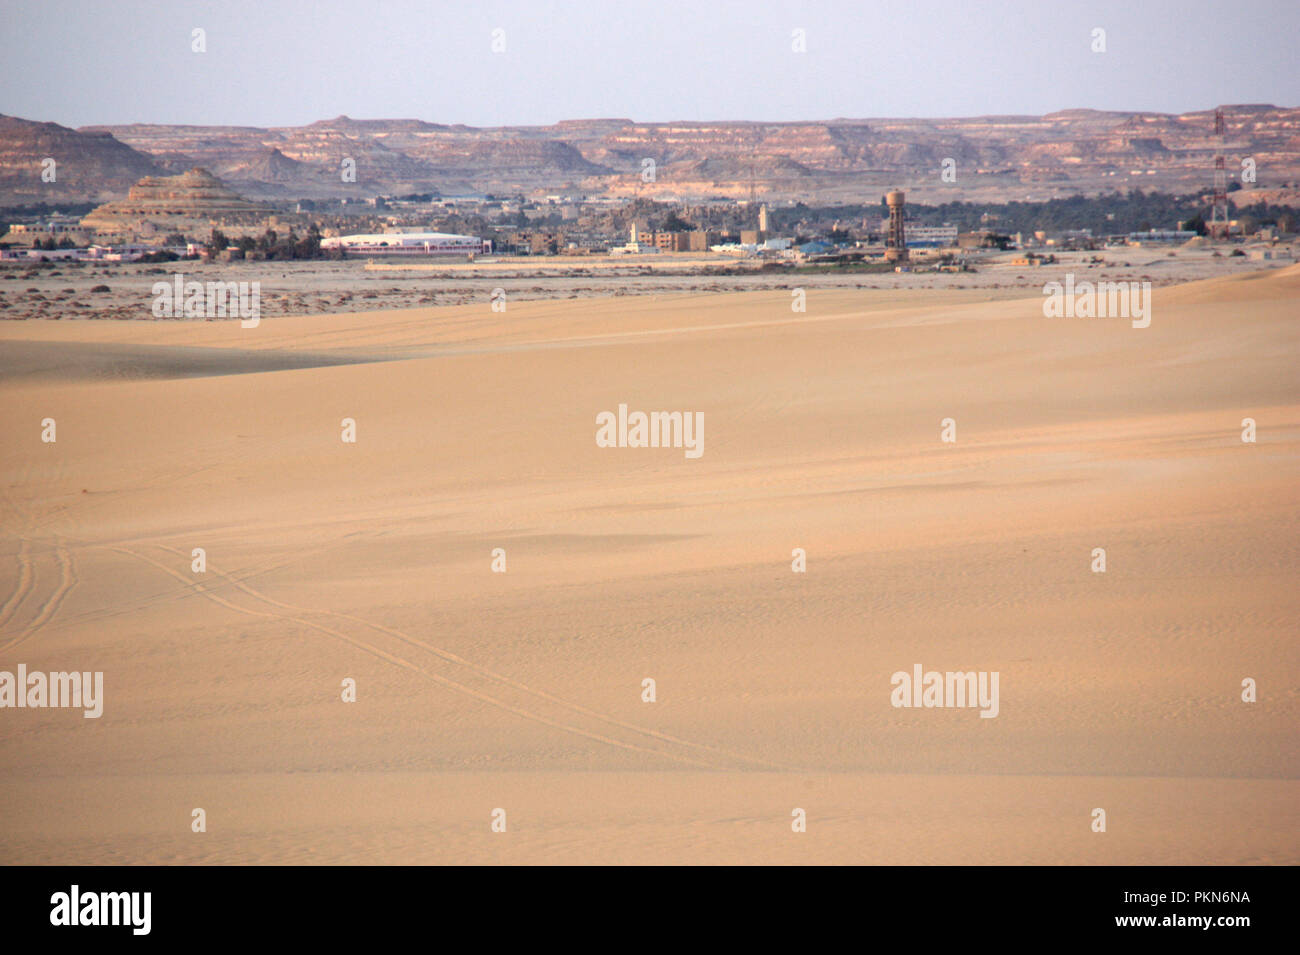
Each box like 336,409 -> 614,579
876,222 -> 959,248
610,222 -> 658,254
320,232 -> 491,256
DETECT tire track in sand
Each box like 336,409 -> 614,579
108,544 -> 729,770
0,538 -> 78,656
0,538 -> 36,635
0,483 -> 80,655
153,543 -> 789,772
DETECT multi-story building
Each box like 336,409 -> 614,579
686,230 -> 721,251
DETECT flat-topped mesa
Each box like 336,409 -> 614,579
81,167 -> 265,235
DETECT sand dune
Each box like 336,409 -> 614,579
1,266 -> 1296,864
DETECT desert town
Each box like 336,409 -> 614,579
1,111 -> 1296,323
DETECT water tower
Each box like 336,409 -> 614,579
885,190 -> 909,262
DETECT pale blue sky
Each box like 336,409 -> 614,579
2,0 -> 1296,128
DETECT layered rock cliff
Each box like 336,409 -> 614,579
1,105 -> 1294,205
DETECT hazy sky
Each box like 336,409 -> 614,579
2,0 -> 1297,128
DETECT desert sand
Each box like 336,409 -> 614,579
1,243 -> 1289,321
1,266 -> 1297,864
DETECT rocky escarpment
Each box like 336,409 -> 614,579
0,114 -> 163,202
1,105 -> 1294,204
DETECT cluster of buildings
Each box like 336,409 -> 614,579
510,199 -> 927,259
498,196 -> 969,261
0,242 -> 164,262
3,166 -> 1284,267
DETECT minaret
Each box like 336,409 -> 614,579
630,221 -> 639,243
758,203 -> 769,235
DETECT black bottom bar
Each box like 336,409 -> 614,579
0,865 -> 1282,942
